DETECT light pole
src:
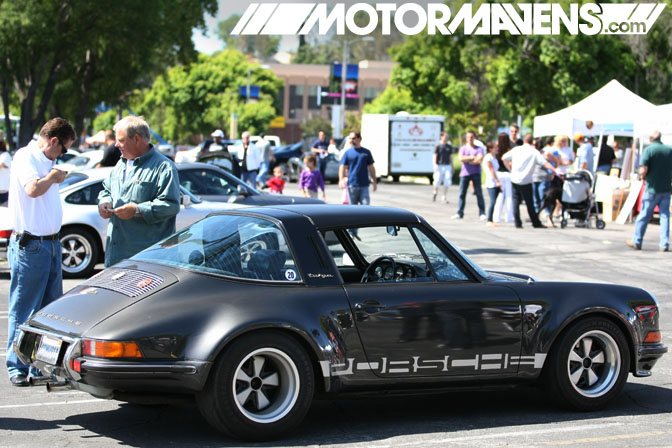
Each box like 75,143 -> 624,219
339,37 -> 374,138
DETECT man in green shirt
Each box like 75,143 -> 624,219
98,116 -> 180,266
627,131 -> 672,251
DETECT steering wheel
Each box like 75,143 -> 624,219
361,256 -> 396,283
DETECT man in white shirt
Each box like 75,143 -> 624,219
236,131 -> 261,187
502,134 -> 560,228
6,118 -> 75,386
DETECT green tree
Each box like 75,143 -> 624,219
217,14 -> 280,60
302,117 -> 333,138
136,50 -> 283,142
0,0 -> 217,148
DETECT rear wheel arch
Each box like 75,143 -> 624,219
207,326 -> 328,394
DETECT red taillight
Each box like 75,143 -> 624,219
644,331 -> 662,343
69,358 -> 81,372
0,230 -> 12,238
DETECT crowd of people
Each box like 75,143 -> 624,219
437,124 -> 646,229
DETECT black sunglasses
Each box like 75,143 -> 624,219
56,137 -> 67,155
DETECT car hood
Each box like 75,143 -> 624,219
25,265 -> 178,338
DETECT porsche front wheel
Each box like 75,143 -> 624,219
197,332 -> 314,441
544,317 -> 630,411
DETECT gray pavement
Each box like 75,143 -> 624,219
1,179 -> 671,447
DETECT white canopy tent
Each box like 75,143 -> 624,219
533,80 -> 656,139
636,103 -> 672,145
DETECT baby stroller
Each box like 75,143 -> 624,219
560,170 -> 606,229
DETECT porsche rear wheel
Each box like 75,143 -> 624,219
544,317 -> 630,411
197,332 -> 314,441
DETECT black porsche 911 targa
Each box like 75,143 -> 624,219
15,205 -> 666,441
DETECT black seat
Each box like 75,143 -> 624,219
247,249 -> 286,280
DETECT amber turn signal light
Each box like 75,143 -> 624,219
82,339 -> 143,358
644,331 -> 662,343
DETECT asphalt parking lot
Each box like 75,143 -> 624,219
1,179 -> 671,448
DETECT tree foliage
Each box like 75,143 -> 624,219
375,0 -> 672,140
135,50 -> 283,142
217,14 -> 280,60
302,117 -> 333,139
0,0 -> 217,148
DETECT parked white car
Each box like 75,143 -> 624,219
0,168 -> 243,278
57,149 -> 104,172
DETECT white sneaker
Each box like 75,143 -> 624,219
479,214 -> 487,221
451,214 -> 463,220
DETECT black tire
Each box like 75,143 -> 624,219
596,219 -> 606,230
391,175 -> 400,183
543,317 -> 630,411
60,227 -> 100,278
197,332 -> 314,441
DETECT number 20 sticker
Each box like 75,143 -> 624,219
285,269 -> 297,281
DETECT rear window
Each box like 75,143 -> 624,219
133,214 -> 301,282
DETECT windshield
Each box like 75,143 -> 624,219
133,214 -> 301,282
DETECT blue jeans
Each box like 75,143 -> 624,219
241,169 -> 258,188
348,185 -> 370,205
487,187 -> 500,222
457,174 -> 485,217
7,237 -> 63,377
633,192 -> 671,249
533,181 -> 546,212
257,162 -> 271,186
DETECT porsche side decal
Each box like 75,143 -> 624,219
319,353 -> 547,377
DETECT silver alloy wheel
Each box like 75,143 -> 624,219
61,233 -> 93,274
567,330 -> 621,398
232,347 -> 300,424
240,239 -> 267,263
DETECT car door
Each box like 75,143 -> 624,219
335,225 -> 522,378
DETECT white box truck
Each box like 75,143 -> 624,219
361,113 -> 445,182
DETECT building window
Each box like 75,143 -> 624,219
364,87 -> 379,100
308,85 -> 321,110
289,85 -> 304,119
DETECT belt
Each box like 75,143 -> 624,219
15,232 -> 60,241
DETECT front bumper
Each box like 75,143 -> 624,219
634,343 -> 668,377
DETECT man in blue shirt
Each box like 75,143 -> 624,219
577,136 -> 595,175
311,130 -> 329,178
339,130 -> 377,205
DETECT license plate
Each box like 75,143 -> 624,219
35,335 -> 62,365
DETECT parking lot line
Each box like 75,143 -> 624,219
0,399 -> 106,409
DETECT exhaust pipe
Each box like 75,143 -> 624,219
28,376 -> 54,387
46,380 -> 73,392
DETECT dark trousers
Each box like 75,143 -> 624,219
512,182 -> 543,227
457,174 -> 485,217
486,187 -> 500,222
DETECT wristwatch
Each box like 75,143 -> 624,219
134,205 -> 141,218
